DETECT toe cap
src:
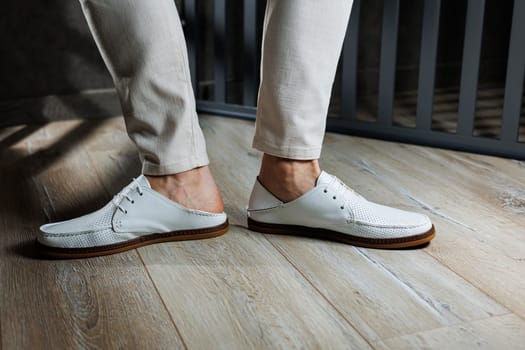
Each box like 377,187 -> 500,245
38,219 -> 121,249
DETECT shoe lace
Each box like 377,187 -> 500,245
111,178 -> 144,214
324,175 -> 361,223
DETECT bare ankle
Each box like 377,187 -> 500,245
146,166 -> 224,213
258,154 -> 321,202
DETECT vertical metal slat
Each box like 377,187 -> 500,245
214,0 -> 227,103
501,0 -> 525,143
341,0 -> 361,120
416,0 -> 441,130
184,0 -> 199,96
243,0 -> 258,107
377,0 -> 400,126
457,0 -> 485,136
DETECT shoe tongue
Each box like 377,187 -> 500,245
315,171 -> 333,187
136,174 -> 152,189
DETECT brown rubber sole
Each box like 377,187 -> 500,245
37,220 -> 229,259
248,218 -> 435,249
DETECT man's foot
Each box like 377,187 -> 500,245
247,170 -> 435,249
257,154 -> 320,202
37,174 -> 228,259
146,166 -> 224,213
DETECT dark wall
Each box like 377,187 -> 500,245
0,0 -> 111,98
0,0 -> 118,125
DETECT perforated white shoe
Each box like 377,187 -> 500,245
247,171 -> 435,248
37,175 -> 229,258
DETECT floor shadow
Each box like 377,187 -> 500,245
0,0 -> 132,257
0,125 -> 43,149
14,120 -> 107,175
11,239 -> 42,260
1,136 -> 140,259
0,120 -> 109,218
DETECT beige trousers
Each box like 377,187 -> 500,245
79,0 -> 353,175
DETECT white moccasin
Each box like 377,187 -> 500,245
38,175 -> 228,258
247,171 -> 435,248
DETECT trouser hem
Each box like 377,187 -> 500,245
252,140 -> 321,160
142,153 -> 210,175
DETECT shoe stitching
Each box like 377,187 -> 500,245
333,221 -> 430,230
41,228 -> 113,238
328,176 -> 429,229
39,221 -> 230,254
247,208 -> 427,229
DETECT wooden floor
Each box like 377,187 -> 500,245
1,115 -> 524,349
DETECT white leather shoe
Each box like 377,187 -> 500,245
38,175 -> 228,258
247,171 -> 435,249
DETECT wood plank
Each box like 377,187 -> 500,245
81,117 -> 372,349
449,153 -> 525,188
195,115 -> 509,342
429,150 -> 525,213
6,115 -> 523,347
266,234 -> 507,342
375,314 -> 525,350
0,120 -> 185,349
257,175 -> 510,341
347,141 -> 525,242
322,135 -> 525,319
139,227 -> 371,349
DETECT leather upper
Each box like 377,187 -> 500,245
247,171 -> 432,239
39,175 -> 227,248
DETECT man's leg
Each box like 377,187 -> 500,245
248,0 -> 435,248
79,0 -> 222,213
36,0 -> 227,258
253,0 -> 352,201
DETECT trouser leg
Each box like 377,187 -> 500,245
253,0 -> 353,159
79,0 -> 208,175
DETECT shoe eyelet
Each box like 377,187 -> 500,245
124,210 -> 128,214
340,206 -> 344,209
131,200 -> 135,204
333,196 -> 336,200
139,193 -> 143,196
323,189 -> 327,193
